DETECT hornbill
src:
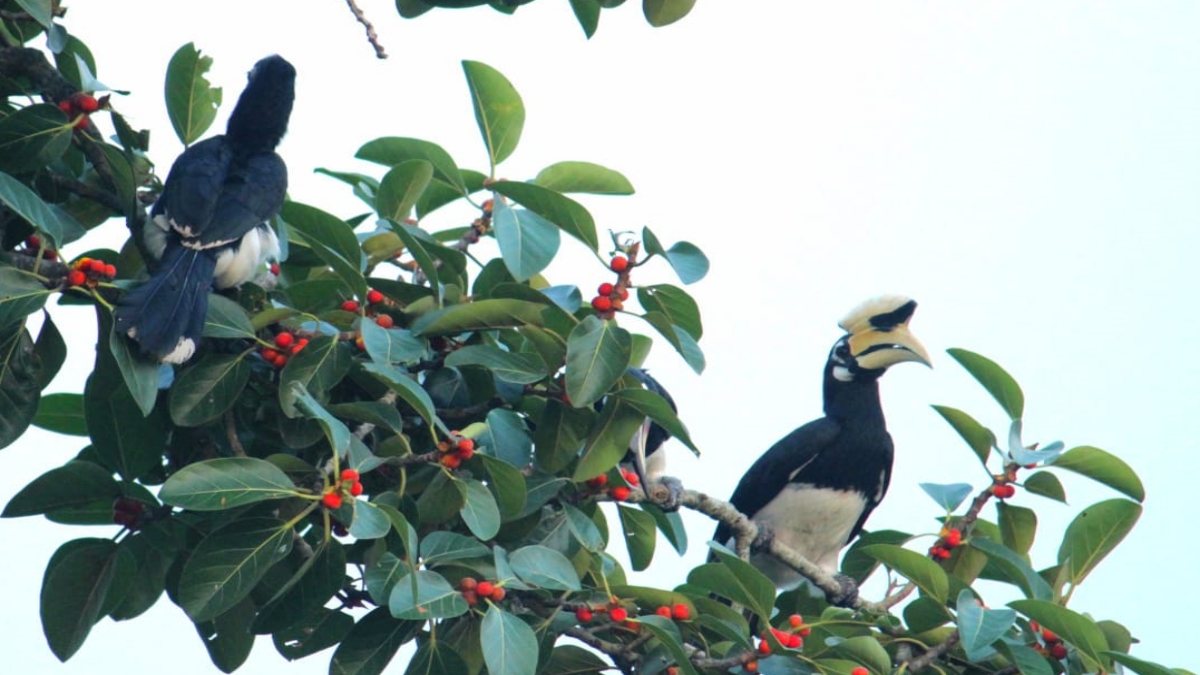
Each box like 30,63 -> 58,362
622,368 -> 684,511
115,55 -> 295,363
712,296 -> 930,606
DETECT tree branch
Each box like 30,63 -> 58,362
904,629 -> 960,672
343,0 -> 387,59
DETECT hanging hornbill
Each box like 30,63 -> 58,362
115,55 -> 295,363
712,296 -> 930,605
622,368 -> 684,511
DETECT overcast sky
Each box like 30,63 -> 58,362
3,1 -> 1197,673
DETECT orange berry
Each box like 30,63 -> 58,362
272,354 -> 288,368
354,335 -> 365,350
619,288 -> 629,300
341,468 -> 360,481
591,295 -> 613,312
671,603 -> 689,620
610,486 -> 631,501
656,606 -> 672,618
745,660 -> 758,673
261,348 -> 279,361
341,300 -> 360,312
461,589 -> 478,606
851,668 -> 869,675
758,639 -> 771,655
788,614 -> 803,628
620,468 -> 640,487
322,492 -> 342,509
490,586 -> 506,601
366,289 -> 384,304
667,668 -> 679,675
275,332 -> 294,348
945,529 -> 962,547
103,264 -> 117,278
457,446 -> 474,461
1041,628 -> 1059,643
350,481 -> 363,496
460,577 -> 478,592
375,314 -> 394,328
68,269 -> 86,286
786,635 -> 802,649
290,342 -> 305,355
575,607 -> 593,622
457,438 -> 475,453
441,454 -> 461,469
58,100 -> 73,114
481,199 -> 494,214
609,607 -> 627,622
476,581 -> 494,597
610,256 -> 629,272
587,475 -> 607,488
88,259 -> 106,274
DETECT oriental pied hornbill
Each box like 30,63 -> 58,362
115,55 -> 294,363
713,296 -> 930,605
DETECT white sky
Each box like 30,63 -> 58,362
3,1 -> 1197,672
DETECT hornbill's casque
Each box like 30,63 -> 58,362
622,368 -> 684,511
115,55 -> 295,363
713,296 -> 930,605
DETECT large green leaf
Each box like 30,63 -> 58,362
202,295 -> 256,339
32,391 -> 86,436
690,545 -> 776,619
376,159 -> 434,222
931,405 -> 995,466
160,457 -> 299,511
359,362 -> 437,427
462,61 -> 525,168
565,316 -> 631,407
406,640 -> 470,675
280,201 -> 364,276
480,453 -> 527,517
410,299 -> 545,336
480,408 -> 534,467
615,386 -> 698,454
955,588 -> 1016,662
533,161 -> 634,195
997,501 -> 1037,556
573,397 -> 643,482
1057,498 -> 1141,586
83,362 -> 165,481
643,0 -> 696,26
533,398 -> 594,472
178,517 -> 294,622
0,103 -> 73,173
861,544 -> 949,602
947,348 -> 1024,421
328,608 -> 422,675
642,226 -> 709,284
970,537 -> 1053,601
279,335 -> 353,417
445,344 -> 547,385
542,645 -> 608,675
1009,599 -> 1112,670
492,198 -> 561,281
1024,470 -> 1067,502
103,313 -> 160,417
617,503 -> 656,571
0,173 -> 86,248
272,608 -> 354,661
641,311 -> 705,373
388,570 -> 469,620
164,42 -> 222,145
40,538 -> 131,661
360,320 -> 425,367
636,284 -> 702,339
0,325 -> 39,450
1051,445 -> 1145,502
196,595 -> 256,672
0,264 -> 52,329
491,181 -> 599,251
34,310 -> 66,389
459,478 -> 501,540
480,604 -> 538,675
168,352 -> 251,427
509,545 -> 581,590
288,384 -> 354,457
3,460 -> 118,517
635,616 -> 700,675
1105,652 -> 1184,675
356,136 -> 466,193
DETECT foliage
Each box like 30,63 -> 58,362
392,0 -> 698,37
0,6 -> 1185,675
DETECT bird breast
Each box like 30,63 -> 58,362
746,483 -> 867,588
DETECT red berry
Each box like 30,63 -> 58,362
290,343 -> 305,355
611,486 -> 631,501
275,332 -> 294,348
457,438 -> 475,453
375,314 -> 394,328
58,100 -> 73,114
457,446 -> 474,461
587,475 -> 607,488
575,608 -> 593,622
273,354 -> 288,368
610,256 -> 629,272
786,635 -> 802,649
481,199 -> 494,214
656,606 -> 672,618
460,577 -> 478,592
261,348 -> 279,361
341,300 -> 360,312
945,529 -> 963,547
609,607 -> 628,622
758,639 -> 772,655
366,289 -> 384,304
440,454 -> 461,469
799,626 -> 812,637
1030,621 -> 1040,633
322,492 -> 342,509
270,263 -> 280,275
88,259 -> 106,274
74,93 -> 99,113
67,269 -> 86,286
598,282 -> 615,296
462,590 -> 478,606
788,614 -> 803,628
25,235 -> 40,248
620,468 -> 640,487
341,468 -> 360,482
745,661 -> 758,673
476,581 -> 494,597
43,249 -> 57,261
490,586 -> 506,601
1041,628 -> 1059,643
851,668 -> 870,675
591,295 -> 613,312
103,264 -> 117,278
1049,643 -> 1068,659
667,668 -> 679,675
671,603 -> 689,620
619,288 -> 629,301
350,481 -> 363,496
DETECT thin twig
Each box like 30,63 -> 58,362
343,0 -> 387,59
224,410 -> 247,457
904,629 -> 960,672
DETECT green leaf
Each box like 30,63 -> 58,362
1057,498 -> 1141,586
411,299 -> 546,336
643,229 -> 710,285
970,538 -> 1054,601
3,460 -> 118,517
565,316 -> 631,407
841,529 -> 912,583
635,615 -> 700,675
861,544 -> 949,602
947,348 -> 1024,421
996,643 -> 1055,675
828,636 -> 893,674
637,284 -> 702,339
279,335 -> 352,417
376,159 -> 434,221
492,198 -> 561,281
533,161 -> 634,194
40,538 -> 127,661
0,172 -> 86,248
543,645 -> 608,675
931,405 -> 995,466
84,362 -> 165,480
491,181 -> 599,251
0,267 -> 51,329
289,384 -> 354,457
955,588 -> 1017,662
1024,471 -> 1067,502
997,501 -> 1037,556
350,500 -> 393,540
903,596 -> 954,633
615,385 -> 699,454
328,608 -> 422,675
32,392 -> 87,436
280,201 -> 364,277
641,311 -> 705,374
481,408 -> 534,468
34,310 -> 66,389
160,457 -> 299,511
104,315 -> 160,417
202,294 -> 256,339
420,531 -> 490,565
0,325 -> 39,450
14,0 -> 53,27
360,320 -> 425,366
168,353 -> 251,427
196,595 -> 256,672
271,608 -> 354,661
178,517 -> 293,622
642,0 -> 697,26
919,482 -> 973,512
446,344 -> 547,385
1105,651 -> 1183,675
164,42 -> 222,145
563,504 -> 605,551
480,604 -> 538,675
462,61 -> 525,168
459,478 -> 501,540
1051,445 -> 1145,502
1009,599 -> 1112,670
617,503 -> 657,571
0,103 -> 73,173
509,545 -> 581,590
406,640 -> 470,675
360,362 -> 438,427
694,545 -> 777,619
480,453 -> 527,517
644,503 -> 688,554
388,570 -> 469,620
365,553 -> 410,605
573,397 -> 644,482
534,398 -> 594,472
356,137 -> 466,193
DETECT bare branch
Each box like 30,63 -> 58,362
343,0 -> 387,59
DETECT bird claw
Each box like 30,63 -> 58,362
751,522 -> 776,551
645,476 -> 684,512
827,573 -> 859,607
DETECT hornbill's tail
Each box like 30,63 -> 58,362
114,246 -> 215,364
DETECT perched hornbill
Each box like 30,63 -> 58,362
115,55 -> 295,363
713,296 -> 930,605
623,368 -> 684,511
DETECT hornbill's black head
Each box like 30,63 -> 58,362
826,296 -> 931,385
226,55 -> 295,153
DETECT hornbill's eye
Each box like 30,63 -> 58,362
835,343 -> 850,359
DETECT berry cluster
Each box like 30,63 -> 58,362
573,600 -> 641,631
261,331 -> 308,369
990,482 -> 1017,499
652,603 -> 691,621
321,468 -> 364,509
111,497 -> 147,530
589,256 -> 635,319
929,526 -> 963,560
67,257 -> 117,288
1029,621 -> 1068,660
57,92 -> 103,126
585,468 -> 639,502
19,235 -> 58,261
459,577 -> 506,606
437,434 -> 475,469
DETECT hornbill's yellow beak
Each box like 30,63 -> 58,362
840,295 -> 932,371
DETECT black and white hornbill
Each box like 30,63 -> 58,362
114,55 -> 295,363
622,368 -> 684,511
713,296 -> 930,605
